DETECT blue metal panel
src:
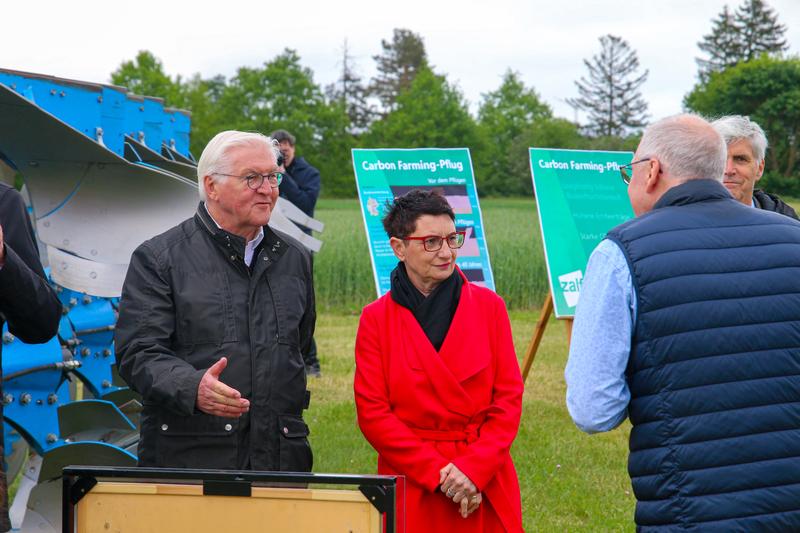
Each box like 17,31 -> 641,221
168,108 -> 193,159
56,289 -> 124,399
123,94 -> 146,144
142,96 -> 166,153
2,325 -> 66,455
99,86 -> 128,157
2,322 -> 135,456
0,69 -> 192,166
162,108 -> 193,159
2,325 -> 62,378
57,315 -> 74,342
68,299 -> 114,345
161,108 -> 178,154
0,72 -> 106,150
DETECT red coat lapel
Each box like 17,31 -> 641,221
390,270 -> 490,419
438,278 -> 491,383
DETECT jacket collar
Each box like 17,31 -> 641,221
653,179 -> 733,210
195,202 -> 248,258
752,188 -> 766,209
194,203 -> 287,266
286,156 -> 306,173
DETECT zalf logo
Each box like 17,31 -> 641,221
559,270 -> 583,308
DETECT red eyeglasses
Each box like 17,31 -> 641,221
402,231 -> 466,252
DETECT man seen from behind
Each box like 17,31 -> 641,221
565,114 -> 800,530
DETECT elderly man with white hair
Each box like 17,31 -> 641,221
713,114 -> 798,219
116,131 -> 315,472
566,114 -> 800,530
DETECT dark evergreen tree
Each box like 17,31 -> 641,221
325,40 -> 372,135
369,29 -> 428,115
696,6 -> 742,79
696,0 -> 788,80
735,0 -> 788,61
567,35 -> 649,137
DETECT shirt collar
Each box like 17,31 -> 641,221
203,202 -> 264,267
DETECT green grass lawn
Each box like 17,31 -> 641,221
308,198 -> 635,531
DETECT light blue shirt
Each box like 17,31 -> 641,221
565,200 -> 761,433
564,239 -> 636,434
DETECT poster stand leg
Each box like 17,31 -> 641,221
521,292 -> 553,381
564,318 -> 574,347
521,291 -> 574,383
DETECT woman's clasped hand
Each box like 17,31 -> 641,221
440,463 -> 482,518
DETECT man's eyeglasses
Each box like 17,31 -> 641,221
403,231 -> 466,252
214,171 -> 283,189
619,158 -> 651,185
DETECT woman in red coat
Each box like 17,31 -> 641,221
354,190 -> 524,532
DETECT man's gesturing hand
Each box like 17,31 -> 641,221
196,357 -> 250,418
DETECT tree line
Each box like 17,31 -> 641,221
111,0 -> 797,198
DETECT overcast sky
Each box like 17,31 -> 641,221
3,0 -> 798,124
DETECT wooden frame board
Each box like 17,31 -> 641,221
75,482 -> 381,533
63,467 -> 398,533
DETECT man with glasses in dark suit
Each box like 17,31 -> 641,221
116,131 -> 315,473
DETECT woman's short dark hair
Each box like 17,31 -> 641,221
382,189 -> 455,238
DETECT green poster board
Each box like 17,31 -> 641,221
529,148 -> 635,317
352,148 -> 494,297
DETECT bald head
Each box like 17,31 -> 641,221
627,114 -> 728,216
635,113 -> 727,183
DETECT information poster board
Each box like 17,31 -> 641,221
352,148 -> 495,297
529,148 -> 634,317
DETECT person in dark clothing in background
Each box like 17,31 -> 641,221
712,115 -> 798,220
271,130 -> 321,230
271,129 -> 322,377
0,182 -> 62,532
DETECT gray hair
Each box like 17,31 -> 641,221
636,113 -> 727,183
711,115 -> 768,162
196,131 -> 281,200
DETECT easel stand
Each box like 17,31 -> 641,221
521,291 -> 573,383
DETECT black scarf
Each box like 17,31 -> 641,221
390,262 -> 462,351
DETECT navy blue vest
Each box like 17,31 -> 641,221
608,180 -> 800,531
